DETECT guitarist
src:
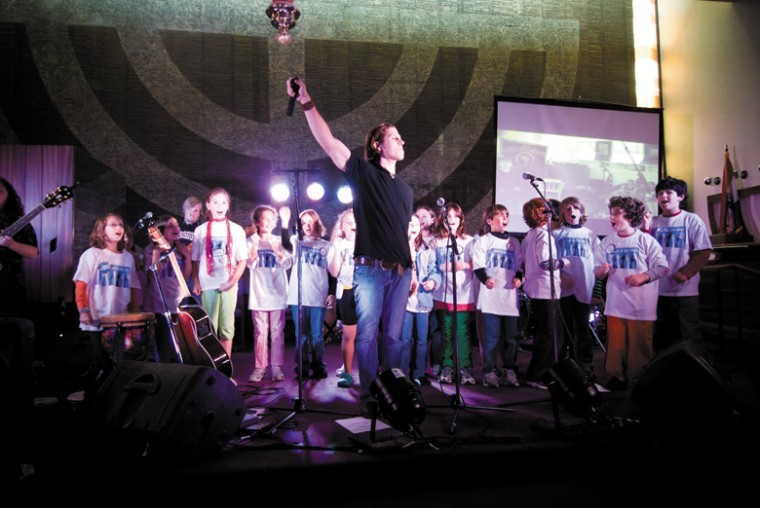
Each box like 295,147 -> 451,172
143,215 -> 193,362
0,178 -> 39,318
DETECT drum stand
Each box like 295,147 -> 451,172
426,204 -> 514,435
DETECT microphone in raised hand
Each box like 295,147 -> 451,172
287,77 -> 300,116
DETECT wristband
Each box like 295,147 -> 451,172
79,307 -> 90,314
301,100 -> 315,111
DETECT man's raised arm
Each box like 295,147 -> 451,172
287,77 -> 352,171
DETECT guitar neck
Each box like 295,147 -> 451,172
166,250 -> 193,299
1,204 -> 45,237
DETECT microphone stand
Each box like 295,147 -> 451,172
427,203 -> 514,435
250,170 -> 354,439
522,178 -> 563,430
147,254 -> 184,364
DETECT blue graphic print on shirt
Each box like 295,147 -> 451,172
486,248 -> 516,271
97,262 -> 132,288
652,226 -> 685,249
301,245 -> 327,267
256,249 -> 278,268
557,237 -> 590,258
606,247 -> 638,270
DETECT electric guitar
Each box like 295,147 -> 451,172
0,183 -> 77,275
148,224 -> 233,377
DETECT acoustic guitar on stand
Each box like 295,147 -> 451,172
148,224 -> 233,377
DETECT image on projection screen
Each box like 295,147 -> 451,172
495,98 -> 662,236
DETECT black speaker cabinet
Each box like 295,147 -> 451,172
0,318 -> 35,464
632,342 -> 735,430
91,361 -> 245,459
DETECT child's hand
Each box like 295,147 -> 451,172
512,277 -> 522,289
672,271 -> 688,284
642,211 -> 653,231
279,206 -> 291,226
192,279 -> 202,295
624,273 -> 650,287
175,243 -> 191,259
485,277 -> 496,290
409,278 -> 419,297
421,280 -> 436,291
595,263 -> 611,278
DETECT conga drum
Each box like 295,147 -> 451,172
100,312 -> 157,365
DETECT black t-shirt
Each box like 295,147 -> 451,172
343,153 -> 413,266
178,218 -> 201,246
0,223 -> 38,298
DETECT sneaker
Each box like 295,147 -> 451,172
311,363 -> 328,379
271,366 -> 284,382
525,380 -> 548,390
335,364 -> 346,376
439,366 -> 454,384
460,368 -> 476,385
483,370 -> 500,387
503,368 -> 520,387
248,368 -> 265,383
432,364 -> 442,377
415,376 -> 431,386
337,372 -> 354,388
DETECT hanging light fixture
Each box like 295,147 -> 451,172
265,0 -> 301,45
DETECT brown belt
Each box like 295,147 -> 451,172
354,256 -> 400,271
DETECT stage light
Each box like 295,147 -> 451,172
270,182 -> 290,202
369,368 -> 426,438
265,0 -> 300,45
306,182 -> 325,201
542,358 -> 607,425
337,185 -> 353,204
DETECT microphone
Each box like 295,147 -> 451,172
287,77 -> 300,117
133,211 -> 153,231
436,197 -> 446,207
522,172 -> 544,182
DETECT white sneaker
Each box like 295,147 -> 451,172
335,364 -> 345,376
248,368 -> 265,383
525,380 -> 548,390
271,366 -> 284,382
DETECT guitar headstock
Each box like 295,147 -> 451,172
148,224 -> 172,252
42,182 -> 78,209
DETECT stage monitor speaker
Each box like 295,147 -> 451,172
0,318 -> 35,466
631,341 -> 735,431
91,361 -> 245,460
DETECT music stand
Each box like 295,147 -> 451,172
251,169 -> 355,438
426,203 -> 514,435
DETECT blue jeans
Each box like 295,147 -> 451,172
353,264 -> 412,401
401,310 -> 431,379
481,312 -> 519,374
290,305 -> 326,368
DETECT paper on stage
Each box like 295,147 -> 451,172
336,416 -> 390,434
